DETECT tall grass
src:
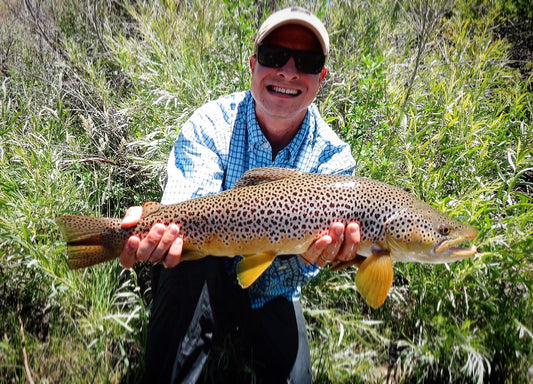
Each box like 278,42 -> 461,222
1,0 -> 531,382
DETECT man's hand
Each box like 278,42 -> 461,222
300,222 -> 360,268
119,206 -> 183,269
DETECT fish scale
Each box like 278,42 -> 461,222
56,167 -> 478,308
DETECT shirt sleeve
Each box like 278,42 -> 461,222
317,143 -> 356,176
161,106 -> 229,204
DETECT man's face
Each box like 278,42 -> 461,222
250,25 -> 327,124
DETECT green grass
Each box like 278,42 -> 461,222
1,0 -> 532,382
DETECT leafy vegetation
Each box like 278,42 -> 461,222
1,0 -> 531,382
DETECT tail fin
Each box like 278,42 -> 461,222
56,215 -> 123,269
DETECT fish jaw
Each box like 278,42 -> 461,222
430,224 -> 478,262
388,223 -> 478,264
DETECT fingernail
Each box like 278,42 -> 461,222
126,241 -> 137,252
168,225 -> 178,236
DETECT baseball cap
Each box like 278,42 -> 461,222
254,7 -> 330,56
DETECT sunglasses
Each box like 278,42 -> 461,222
256,45 -> 326,75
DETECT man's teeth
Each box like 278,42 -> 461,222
271,86 -> 299,95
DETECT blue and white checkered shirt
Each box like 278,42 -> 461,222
161,91 -> 355,308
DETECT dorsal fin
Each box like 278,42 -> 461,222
141,202 -> 163,218
233,167 -> 302,188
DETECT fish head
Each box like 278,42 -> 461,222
385,200 -> 478,264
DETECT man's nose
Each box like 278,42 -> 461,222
277,56 -> 300,79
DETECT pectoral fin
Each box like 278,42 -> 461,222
237,252 -> 277,288
355,246 -> 393,309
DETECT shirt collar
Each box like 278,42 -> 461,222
285,110 -> 313,159
245,91 -> 315,159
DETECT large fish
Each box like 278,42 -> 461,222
56,167 -> 478,308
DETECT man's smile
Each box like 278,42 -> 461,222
267,85 -> 302,96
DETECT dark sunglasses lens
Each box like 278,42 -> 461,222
257,45 -> 325,74
257,46 -> 290,68
295,51 -> 326,74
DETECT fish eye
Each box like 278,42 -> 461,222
438,225 -> 451,235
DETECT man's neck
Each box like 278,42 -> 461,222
256,111 -> 306,159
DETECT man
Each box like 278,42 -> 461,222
120,7 -> 361,383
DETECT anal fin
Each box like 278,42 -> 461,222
180,250 -> 207,262
237,252 -> 277,288
67,245 -> 116,269
355,246 -> 393,309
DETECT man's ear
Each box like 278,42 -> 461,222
250,55 -> 257,72
319,67 -> 328,82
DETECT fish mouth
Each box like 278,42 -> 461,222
432,237 -> 477,259
432,224 -> 478,260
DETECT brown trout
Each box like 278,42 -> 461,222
56,167 -> 478,308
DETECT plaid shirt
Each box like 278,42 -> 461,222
161,91 -> 355,308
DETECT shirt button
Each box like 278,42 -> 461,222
262,141 -> 269,149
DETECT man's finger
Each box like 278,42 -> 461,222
149,224 -> 180,263
335,222 -> 360,262
120,236 -> 140,268
136,223 -> 166,262
300,235 -> 332,266
320,222 -> 344,262
163,237 -> 184,268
